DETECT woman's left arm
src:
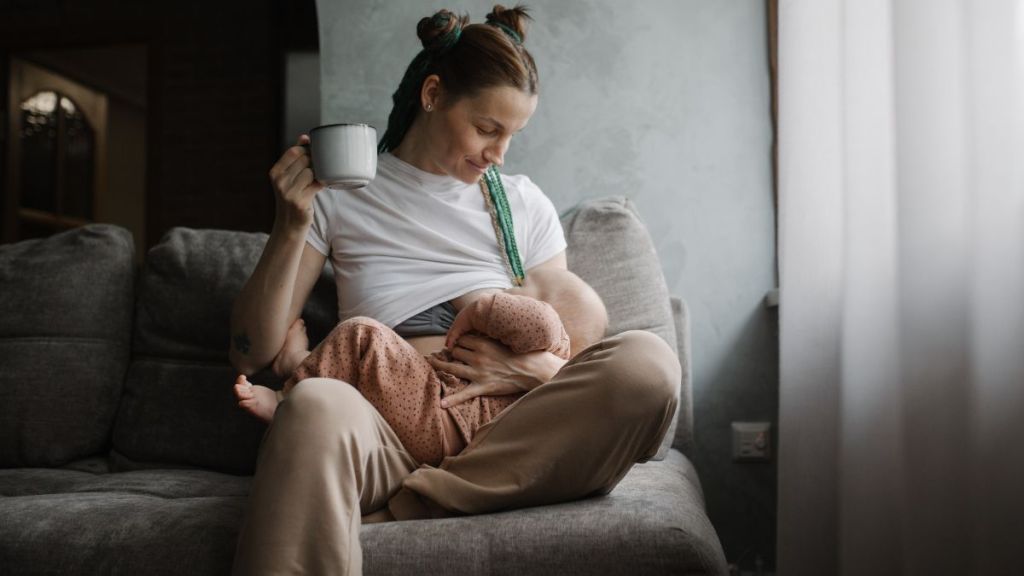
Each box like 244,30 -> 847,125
429,251 -> 570,408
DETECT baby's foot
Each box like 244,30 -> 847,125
271,318 -> 311,377
233,374 -> 279,423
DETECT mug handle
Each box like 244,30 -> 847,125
300,142 -> 313,170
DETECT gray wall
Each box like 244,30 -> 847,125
315,0 -> 777,568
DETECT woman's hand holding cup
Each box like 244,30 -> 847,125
269,124 -> 377,230
269,134 -> 324,229
305,124 -> 377,190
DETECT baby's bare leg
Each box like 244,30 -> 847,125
232,319 -> 306,424
233,374 -> 279,423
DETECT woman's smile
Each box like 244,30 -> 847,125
466,158 -> 488,174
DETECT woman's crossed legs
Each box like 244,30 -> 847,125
231,329 -> 679,574
391,329 -> 680,518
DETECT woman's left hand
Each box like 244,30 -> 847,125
427,334 -> 568,408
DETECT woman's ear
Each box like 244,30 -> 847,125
421,74 -> 443,111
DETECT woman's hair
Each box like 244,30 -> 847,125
378,4 -> 540,153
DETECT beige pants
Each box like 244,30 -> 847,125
230,330 -> 679,576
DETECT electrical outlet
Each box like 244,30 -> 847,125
732,422 -> 771,461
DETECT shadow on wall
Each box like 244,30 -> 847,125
693,300 -> 779,571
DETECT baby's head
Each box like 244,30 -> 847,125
509,268 -> 609,358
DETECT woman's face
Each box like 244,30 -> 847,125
425,85 -> 538,184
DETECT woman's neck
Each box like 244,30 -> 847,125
391,122 -> 446,176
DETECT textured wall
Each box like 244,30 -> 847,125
316,0 -> 777,568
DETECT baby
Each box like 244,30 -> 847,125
233,268 -> 608,467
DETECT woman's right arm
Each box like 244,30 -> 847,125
229,135 -> 327,375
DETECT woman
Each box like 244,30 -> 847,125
229,6 -> 679,575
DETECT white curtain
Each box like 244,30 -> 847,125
777,0 -> 1024,574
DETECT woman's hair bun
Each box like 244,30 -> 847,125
417,9 -> 469,51
486,4 -> 532,44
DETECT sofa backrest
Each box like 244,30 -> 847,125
0,225 -> 134,468
109,228 -> 338,474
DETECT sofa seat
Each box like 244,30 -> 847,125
0,449 -> 723,575
362,449 -> 724,576
0,465 -> 248,574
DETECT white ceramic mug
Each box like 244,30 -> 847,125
307,123 -> 377,190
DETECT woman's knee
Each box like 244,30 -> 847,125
588,330 -> 679,419
272,378 -> 387,467
279,377 -> 370,428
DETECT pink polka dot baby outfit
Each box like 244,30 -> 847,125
282,292 -> 570,466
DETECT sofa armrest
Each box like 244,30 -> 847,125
561,196 -> 683,462
670,296 -> 695,457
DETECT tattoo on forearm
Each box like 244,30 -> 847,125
233,332 -> 251,355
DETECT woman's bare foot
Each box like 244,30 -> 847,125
233,374 -> 279,423
271,318 -> 311,377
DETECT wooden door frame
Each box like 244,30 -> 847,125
0,26 -> 158,248
4,57 -> 109,241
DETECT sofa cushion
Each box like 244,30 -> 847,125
111,228 -> 338,474
129,228 -> 336,361
0,449 -> 726,576
367,449 -> 726,575
0,467 -> 249,575
561,196 -> 680,460
0,224 -> 134,467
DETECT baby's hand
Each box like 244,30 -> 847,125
444,306 -> 475,350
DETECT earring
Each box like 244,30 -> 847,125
425,103 -> 433,112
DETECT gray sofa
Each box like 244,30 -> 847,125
0,196 -> 727,575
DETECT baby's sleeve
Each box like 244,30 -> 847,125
465,293 -> 570,357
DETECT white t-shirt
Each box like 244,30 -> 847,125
306,152 -> 567,328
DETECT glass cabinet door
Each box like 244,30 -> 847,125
5,59 -> 107,242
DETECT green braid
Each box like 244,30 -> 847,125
378,13 -> 462,153
486,19 -> 522,45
